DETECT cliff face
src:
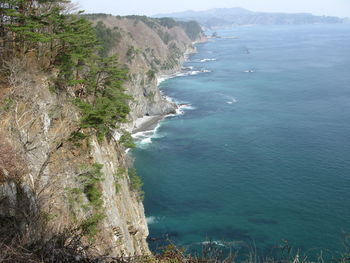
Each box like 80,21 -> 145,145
87,15 -> 207,128
0,15 -> 205,257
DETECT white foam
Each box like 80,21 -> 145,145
141,137 -> 152,144
157,71 -> 187,85
217,92 -> 238,105
164,95 -> 176,103
201,58 -> 217,62
226,97 -> 237,104
133,122 -> 164,148
192,58 -> 217,63
180,104 -> 195,110
132,130 -> 153,140
201,241 -> 226,247
200,240 -> 246,248
143,59 -> 201,147
167,103 -> 195,117
157,64 -> 211,86
182,66 -> 194,70
157,75 -> 176,85
184,69 -> 212,76
146,216 -> 159,224
158,69 -> 211,86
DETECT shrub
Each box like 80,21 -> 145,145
128,168 -> 144,201
158,17 -> 178,28
119,132 -> 136,149
95,21 -> 122,57
147,69 -> 157,80
80,213 -> 106,242
79,163 -> 104,209
75,56 -> 131,140
0,133 -> 25,183
179,21 -> 203,41
68,131 -> 89,146
126,45 -> 138,62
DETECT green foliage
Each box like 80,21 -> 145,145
75,56 -> 131,140
95,21 -> 122,57
121,16 -> 202,41
1,0 -> 58,54
79,163 -> 104,209
178,20 -> 203,41
128,168 -> 144,201
113,167 -> 126,194
2,1 -> 132,142
126,45 -> 138,62
80,212 -> 106,242
66,163 -> 106,241
117,167 -> 127,178
115,182 -> 121,193
83,13 -> 110,20
69,131 -> 89,146
126,15 -> 158,29
0,97 -> 14,112
157,29 -> 172,45
146,69 -> 156,80
66,187 -> 84,221
119,132 -> 136,148
158,17 -> 178,28
78,163 -> 106,241
67,187 -> 84,205
54,15 -> 98,88
147,69 -> 156,80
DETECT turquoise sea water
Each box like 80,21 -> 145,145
132,24 -> 350,257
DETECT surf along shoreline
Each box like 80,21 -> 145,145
130,40 -> 209,142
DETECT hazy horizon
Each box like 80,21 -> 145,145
76,0 -> 350,18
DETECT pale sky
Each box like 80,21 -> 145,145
76,0 -> 350,18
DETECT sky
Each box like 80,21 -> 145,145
76,0 -> 350,18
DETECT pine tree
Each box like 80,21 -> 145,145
1,0 -> 132,140
76,55 -> 131,140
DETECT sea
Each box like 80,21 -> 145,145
132,24 -> 350,259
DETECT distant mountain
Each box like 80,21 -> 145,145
154,7 -> 345,28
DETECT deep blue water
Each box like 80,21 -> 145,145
132,24 -> 350,257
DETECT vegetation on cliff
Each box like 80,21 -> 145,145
1,0 -> 132,140
125,15 -> 203,41
0,0 -> 141,254
0,2 -> 349,262
0,1 -> 208,258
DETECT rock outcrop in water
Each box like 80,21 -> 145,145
0,12 -> 205,258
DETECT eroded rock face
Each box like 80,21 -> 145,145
89,16 -> 207,127
0,16 -> 206,256
0,72 -> 150,256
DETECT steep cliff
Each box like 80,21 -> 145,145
0,12 -> 205,259
86,15 -> 207,129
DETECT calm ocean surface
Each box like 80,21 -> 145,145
132,24 -> 350,256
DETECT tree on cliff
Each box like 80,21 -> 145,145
1,0 -> 132,140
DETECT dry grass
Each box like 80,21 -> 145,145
0,235 -> 348,263
0,132 -> 25,183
